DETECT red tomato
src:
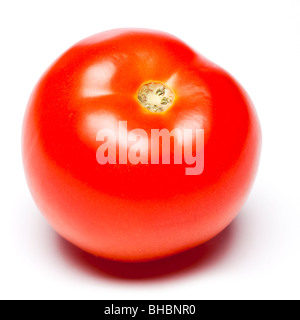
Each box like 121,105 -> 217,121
22,29 -> 261,262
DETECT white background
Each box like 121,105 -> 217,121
1,0 -> 299,300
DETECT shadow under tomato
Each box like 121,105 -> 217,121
56,220 -> 237,281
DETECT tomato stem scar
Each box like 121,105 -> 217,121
137,82 -> 175,113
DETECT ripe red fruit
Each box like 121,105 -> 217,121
22,29 -> 261,261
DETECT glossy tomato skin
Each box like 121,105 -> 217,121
23,29 -> 261,262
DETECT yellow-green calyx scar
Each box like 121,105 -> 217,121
137,82 -> 175,113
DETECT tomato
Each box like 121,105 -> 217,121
22,29 -> 261,262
